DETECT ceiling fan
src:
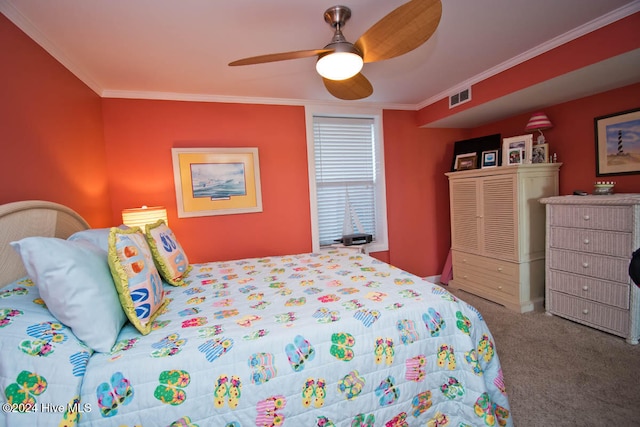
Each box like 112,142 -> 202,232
229,0 -> 443,100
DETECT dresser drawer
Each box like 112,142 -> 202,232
548,290 -> 629,337
548,226 -> 632,258
452,251 -> 519,283
549,205 -> 633,232
452,263 -> 518,296
547,270 -> 629,309
548,248 -> 631,284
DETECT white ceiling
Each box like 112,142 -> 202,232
2,0 -> 640,125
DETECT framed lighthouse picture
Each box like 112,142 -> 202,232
595,107 -> 640,176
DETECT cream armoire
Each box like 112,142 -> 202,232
445,163 -> 561,312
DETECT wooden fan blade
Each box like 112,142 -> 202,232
355,0 -> 442,63
229,49 -> 332,66
323,73 -> 373,100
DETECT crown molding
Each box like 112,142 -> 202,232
101,89 -> 415,111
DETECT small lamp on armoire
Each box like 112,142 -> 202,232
525,112 -> 553,145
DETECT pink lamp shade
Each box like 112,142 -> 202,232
525,112 -> 553,144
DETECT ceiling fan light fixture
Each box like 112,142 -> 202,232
229,1 -> 443,99
316,50 -> 363,81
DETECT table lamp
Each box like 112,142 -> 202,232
122,206 -> 167,232
525,112 -> 553,144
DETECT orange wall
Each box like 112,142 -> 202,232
100,100 -> 460,275
0,14 -> 111,226
383,110 -> 467,276
472,82 -> 640,195
100,101 -> 462,275
101,99 -> 313,263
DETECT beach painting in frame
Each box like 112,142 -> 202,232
595,108 -> 640,176
191,162 -> 247,200
172,147 -> 263,217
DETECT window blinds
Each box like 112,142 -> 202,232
313,116 -> 378,246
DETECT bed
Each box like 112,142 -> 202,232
0,200 -> 512,427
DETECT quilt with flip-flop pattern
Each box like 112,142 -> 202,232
0,249 -> 512,426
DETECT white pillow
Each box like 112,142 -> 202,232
10,237 -> 127,352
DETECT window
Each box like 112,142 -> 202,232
305,106 -> 388,252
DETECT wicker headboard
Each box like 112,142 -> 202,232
0,200 -> 90,287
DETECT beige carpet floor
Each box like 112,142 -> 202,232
448,289 -> 640,427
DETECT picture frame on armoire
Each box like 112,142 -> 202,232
594,107 -> 640,176
454,153 -> 477,171
502,134 -> 533,166
531,143 -> 549,163
481,150 -> 498,168
507,148 -> 524,165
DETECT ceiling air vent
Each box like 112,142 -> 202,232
449,87 -> 472,108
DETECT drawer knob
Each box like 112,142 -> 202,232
582,285 -> 589,291
582,262 -> 589,268
497,285 -> 502,290
462,259 -> 467,263
583,215 -> 590,221
497,267 -> 503,272
463,275 -> 468,279
582,309 -> 589,315
583,238 -> 590,245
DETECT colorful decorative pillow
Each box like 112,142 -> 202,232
108,227 -> 167,335
10,237 -> 127,352
145,220 -> 192,286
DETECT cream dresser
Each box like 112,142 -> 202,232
540,194 -> 640,344
446,163 -> 561,313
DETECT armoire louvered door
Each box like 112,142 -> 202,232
450,180 -> 479,253
482,175 -> 517,260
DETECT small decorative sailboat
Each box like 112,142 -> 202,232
340,192 -> 372,246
